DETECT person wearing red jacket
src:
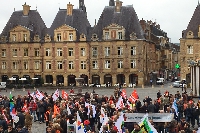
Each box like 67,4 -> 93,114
29,100 -> 37,122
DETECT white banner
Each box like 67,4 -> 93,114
123,113 -> 174,122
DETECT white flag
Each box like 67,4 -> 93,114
35,90 -> 44,100
52,89 -> 59,101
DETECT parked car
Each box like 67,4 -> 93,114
156,78 -> 165,85
173,81 -> 181,88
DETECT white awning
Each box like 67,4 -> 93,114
19,78 -> 26,81
9,77 -> 16,80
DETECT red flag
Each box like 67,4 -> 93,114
121,89 -> 127,99
2,111 -> 9,123
53,104 -> 60,118
62,90 -> 68,100
128,90 -> 139,103
22,103 -> 28,113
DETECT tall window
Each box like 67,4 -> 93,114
12,49 -> 17,57
24,48 -> 28,56
187,45 -> 193,54
69,61 -> 74,69
69,33 -> 73,41
46,48 -> 51,56
24,61 -> 28,70
118,60 -> 123,68
23,34 -> 27,41
92,47 -> 97,57
131,60 -> 136,68
57,48 -> 62,56
35,48 -> 39,57
46,61 -> 51,69
118,32 -> 122,39
57,33 -> 61,41
57,61 -> 63,69
118,47 -> 123,56
12,34 -> 16,42
34,61 -> 39,70
105,47 -> 110,56
13,62 -> 17,70
81,61 -> 86,69
68,48 -> 73,56
92,61 -> 98,69
105,60 -> 110,69
131,46 -> 136,56
80,48 -> 86,56
1,49 -> 6,57
105,32 -> 109,40
2,62 -> 6,70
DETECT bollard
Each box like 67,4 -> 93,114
142,84 -> 144,89
34,87 -> 36,91
170,85 -> 173,89
12,88 -> 14,91
23,88 -> 25,91
152,85 -> 154,88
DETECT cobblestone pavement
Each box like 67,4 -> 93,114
0,82 -> 187,133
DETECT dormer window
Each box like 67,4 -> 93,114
118,32 -> 122,39
35,35 -> 39,40
81,34 -> 85,38
188,31 -> 193,36
105,32 -> 109,40
12,34 -> 16,42
91,34 -> 98,41
46,35 -> 50,40
57,33 -> 61,41
1,36 -> 6,43
69,33 -> 73,41
93,34 -> 97,39
130,32 -> 137,40
23,34 -> 27,42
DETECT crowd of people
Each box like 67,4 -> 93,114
0,87 -> 198,133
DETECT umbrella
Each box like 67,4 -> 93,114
19,78 -> 26,81
32,78 -> 38,80
9,77 -> 16,80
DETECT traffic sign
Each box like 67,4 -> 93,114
175,64 -> 180,69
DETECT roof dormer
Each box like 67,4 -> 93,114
9,25 -> 31,42
103,23 -> 125,40
186,31 -> 194,39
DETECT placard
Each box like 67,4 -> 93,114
123,113 -> 174,122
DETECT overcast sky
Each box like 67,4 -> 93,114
0,0 -> 198,43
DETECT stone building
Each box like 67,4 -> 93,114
180,3 -> 200,83
0,0 -> 176,87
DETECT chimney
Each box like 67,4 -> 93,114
67,2 -> 74,16
109,0 -> 115,6
22,2 -> 31,16
115,0 -> 123,12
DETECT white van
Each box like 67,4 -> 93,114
156,78 -> 165,85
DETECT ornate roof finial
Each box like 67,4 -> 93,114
36,5 -> 37,10
198,0 -> 200,6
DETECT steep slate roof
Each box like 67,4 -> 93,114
183,5 -> 200,38
150,25 -> 167,37
1,10 -> 47,41
93,5 -> 145,40
49,9 -> 91,41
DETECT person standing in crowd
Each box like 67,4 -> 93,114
15,109 -> 25,129
4,123 -> 17,133
37,100 -> 45,124
131,123 -> 142,133
24,111 -> 33,131
28,100 -> 37,122
0,115 -> 7,131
